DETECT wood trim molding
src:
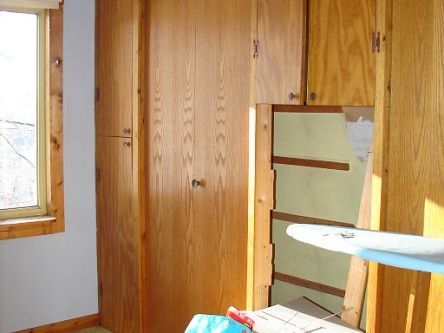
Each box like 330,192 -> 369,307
273,105 -> 343,113
272,156 -> 350,171
252,104 -> 274,310
15,314 -> 99,333
274,271 -> 346,298
272,211 -> 354,228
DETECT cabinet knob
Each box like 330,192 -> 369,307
288,92 -> 298,101
309,92 -> 317,101
191,179 -> 201,189
123,128 -> 131,135
123,141 -> 131,148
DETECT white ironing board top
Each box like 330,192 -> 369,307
286,224 -> 444,274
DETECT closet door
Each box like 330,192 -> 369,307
194,0 -> 251,314
96,0 -> 133,137
146,0 -> 198,332
96,136 -> 140,332
307,0 -> 376,106
146,0 -> 251,331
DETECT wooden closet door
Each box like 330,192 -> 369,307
307,0 -> 376,106
146,0 -> 199,331
256,0 -> 306,105
96,0 -> 133,137
96,136 -> 140,332
146,0 -> 251,331
194,0 -> 251,314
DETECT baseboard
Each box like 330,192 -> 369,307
15,313 -> 100,333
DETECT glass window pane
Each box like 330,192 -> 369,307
0,10 -> 39,210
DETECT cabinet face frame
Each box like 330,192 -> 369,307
306,0 -> 376,106
255,0 -> 307,105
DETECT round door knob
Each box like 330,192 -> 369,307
123,141 -> 131,148
123,128 -> 131,135
191,179 -> 201,188
288,92 -> 298,101
309,92 -> 317,101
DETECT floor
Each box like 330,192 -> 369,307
77,327 -> 111,333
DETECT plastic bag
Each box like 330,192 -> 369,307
185,314 -> 252,333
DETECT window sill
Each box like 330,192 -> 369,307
0,215 -> 61,240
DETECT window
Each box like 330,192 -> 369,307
0,9 -> 46,218
0,1 -> 64,240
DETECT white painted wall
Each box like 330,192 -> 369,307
0,1 -> 98,331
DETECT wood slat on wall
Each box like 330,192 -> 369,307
253,104 -> 274,309
272,156 -> 350,171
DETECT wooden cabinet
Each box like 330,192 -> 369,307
96,0 -> 134,137
307,0 -> 376,106
95,0 -> 145,332
256,0 -> 307,105
96,137 -> 140,332
255,0 -> 376,106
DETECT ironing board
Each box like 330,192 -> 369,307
286,224 -> 444,274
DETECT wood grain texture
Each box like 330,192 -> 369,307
96,0 -> 133,137
14,314 -> 99,333
253,104 -> 274,309
272,156 -> 350,171
367,0 -> 392,331
369,0 -> 444,332
307,0 -> 376,106
272,211 -> 354,228
130,0 -> 147,329
0,216 -> 56,240
256,0 -> 306,105
273,105 -> 343,113
146,0 -> 251,330
341,153 -> 372,327
274,272 -> 346,298
423,1 -> 444,331
246,0 -> 258,311
96,137 -> 140,333
46,7 -> 64,233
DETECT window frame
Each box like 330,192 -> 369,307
0,7 -> 47,219
0,5 -> 64,239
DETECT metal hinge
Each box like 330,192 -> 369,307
96,168 -> 101,183
253,39 -> 259,58
95,87 -> 100,102
372,31 -> 381,53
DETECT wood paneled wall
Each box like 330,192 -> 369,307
368,0 -> 444,332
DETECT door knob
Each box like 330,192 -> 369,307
288,92 -> 298,101
191,179 -> 201,188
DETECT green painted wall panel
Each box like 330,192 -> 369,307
272,111 -> 370,324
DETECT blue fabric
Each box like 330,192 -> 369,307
185,314 -> 252,333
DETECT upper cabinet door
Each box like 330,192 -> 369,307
307,0 -> 376,106
256,0 -> 307,105
96,0 -> 133,137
